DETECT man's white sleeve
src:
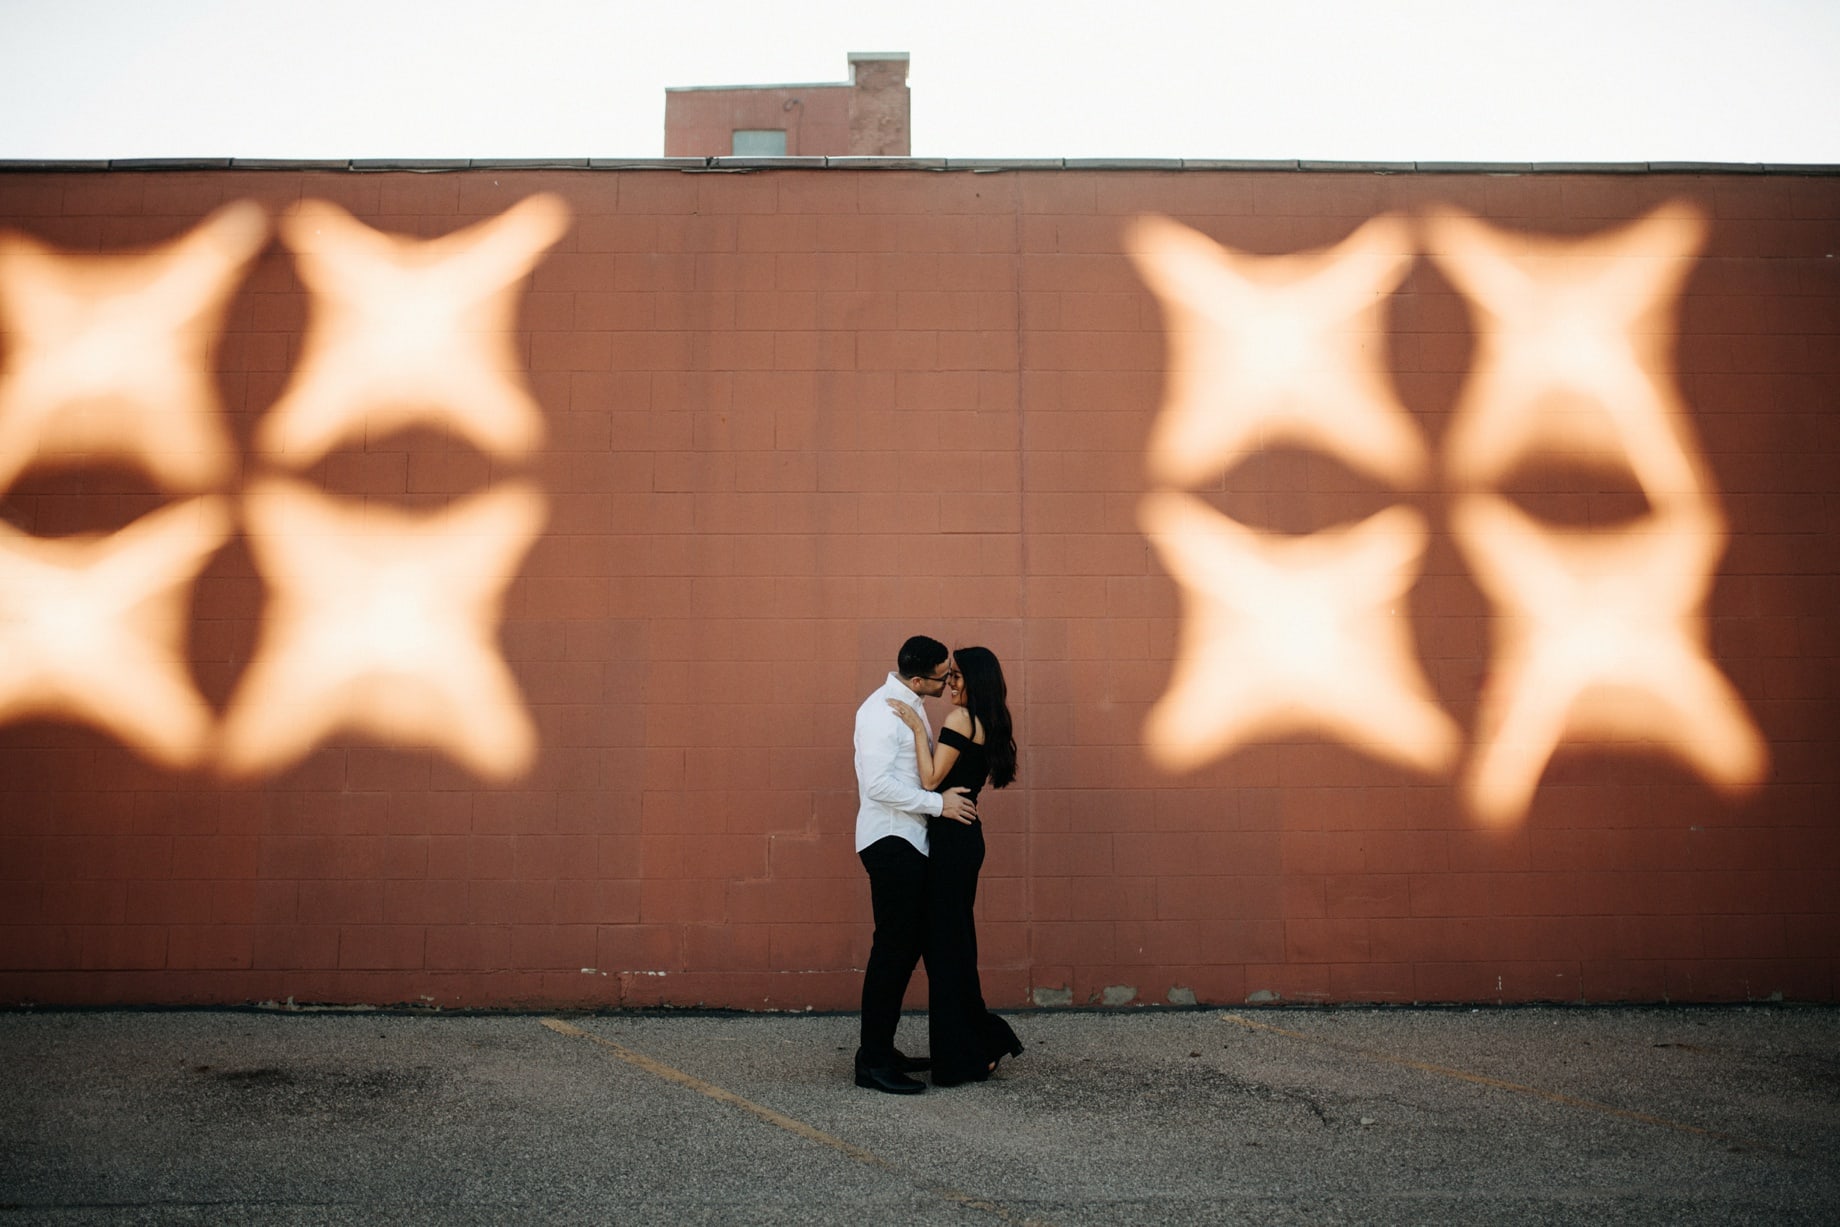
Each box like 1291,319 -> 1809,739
855,708 -> 943,817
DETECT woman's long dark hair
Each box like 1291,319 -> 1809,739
953,645 -> 1017,789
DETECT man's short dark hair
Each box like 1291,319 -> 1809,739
896,635 -> 949,681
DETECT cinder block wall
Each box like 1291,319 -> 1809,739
663,88 -> 852,158
0,165 -> 1834,1008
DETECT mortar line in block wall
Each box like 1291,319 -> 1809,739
1010,172 -> 1038,999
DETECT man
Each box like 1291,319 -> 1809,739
852,634 -> 977,1094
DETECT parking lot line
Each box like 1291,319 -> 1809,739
1219,1012 -> 1756,1147
540,1017 -> 1051,1225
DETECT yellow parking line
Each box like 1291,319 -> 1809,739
1220,1012 -> 1757,1147
540,1018 -> 1051,1225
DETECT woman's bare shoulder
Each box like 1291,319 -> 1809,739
944,707 -> 975,735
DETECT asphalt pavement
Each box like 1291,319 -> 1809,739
3,1004 -> 1837,1224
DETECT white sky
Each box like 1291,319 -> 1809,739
1,0 -> 1836,163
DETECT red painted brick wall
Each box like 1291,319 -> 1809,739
0,166 -> 1835,1009
664,87 -> 852,157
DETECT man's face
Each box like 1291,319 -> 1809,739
913,661 -> 952,698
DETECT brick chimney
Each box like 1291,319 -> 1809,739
847,53 -> 910,156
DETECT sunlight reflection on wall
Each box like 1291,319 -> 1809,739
0,196 -> 568,781
220,478 -> 544,781
261,195 -> 567,467
0,496 -> 229,767
1132,204 -> 1767,826
1127,213 -> 1455,777
0,201 -> 264,493
1431,207 -> 1767,824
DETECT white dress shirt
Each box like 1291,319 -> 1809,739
854,672 -> 943,854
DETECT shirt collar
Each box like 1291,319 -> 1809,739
884,672 -> 923,705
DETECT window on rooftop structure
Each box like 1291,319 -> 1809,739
731,129 -> 787,156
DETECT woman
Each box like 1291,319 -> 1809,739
887,645 -> 1023,1086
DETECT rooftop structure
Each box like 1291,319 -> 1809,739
663,52 -> 910,158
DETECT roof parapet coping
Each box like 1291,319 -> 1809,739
1064,158 -> 1185,170
587,157 -> 708,169
1180,159 -> 1302,171
1648,161 -> 1764,173
707,156 -> 829,170
466,158 -> 592,169
348,158 -> 471,172
1527,161 -> 1651,173
0,159 -> 111,171
1299,159 -> 1417,173
229,158 -> 351,170
107,157 -> 234,170
1404,161 -> 1535,174
827,156 -> 948,169
943,158 -> 1066,171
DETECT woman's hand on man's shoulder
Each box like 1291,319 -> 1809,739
885,699 -> 926,733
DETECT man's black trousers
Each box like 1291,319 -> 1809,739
857,834 -> 927,1066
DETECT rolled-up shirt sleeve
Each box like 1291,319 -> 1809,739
855,707 -> 943,817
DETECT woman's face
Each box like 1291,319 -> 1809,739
946,660 -> 968,707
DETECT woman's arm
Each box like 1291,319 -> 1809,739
885,700 -> 963,789
927,709 -> 970,788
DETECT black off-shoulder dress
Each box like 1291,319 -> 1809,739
926,724 -> 1022,1085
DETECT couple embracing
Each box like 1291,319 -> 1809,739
852,635 -> 1023,1094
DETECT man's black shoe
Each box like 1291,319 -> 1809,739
854,1063 -> 925,1094
892,1048 -> 931,1074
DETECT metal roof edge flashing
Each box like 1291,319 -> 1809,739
1299,159 -> 1417,173
229,158 -> 351,170
1179,159 -> 1300,171
1412,161 -> 1536,174
1064,158 -> 1184,170
466,158 -> 592,169
587,158 -> 709,169
1527,161 -> 1649,173
348,158 -> 472,172
705,156 -> 829,170
1648,161 -> 1764,173
824,156 -> 948,169
944,158 -> 1066,170
0,159 -> 112,171
109,157 -> 234,170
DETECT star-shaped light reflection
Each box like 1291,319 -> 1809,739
0,497 -> 229,766
217,478 -> 546,781
1139,491 -> 1459,775
1428,205 -> 1711,504
1454,494 -> 1767,825
0,202 -> 265,492
1126,214 -> 1428,490
259,194 -> 570,466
